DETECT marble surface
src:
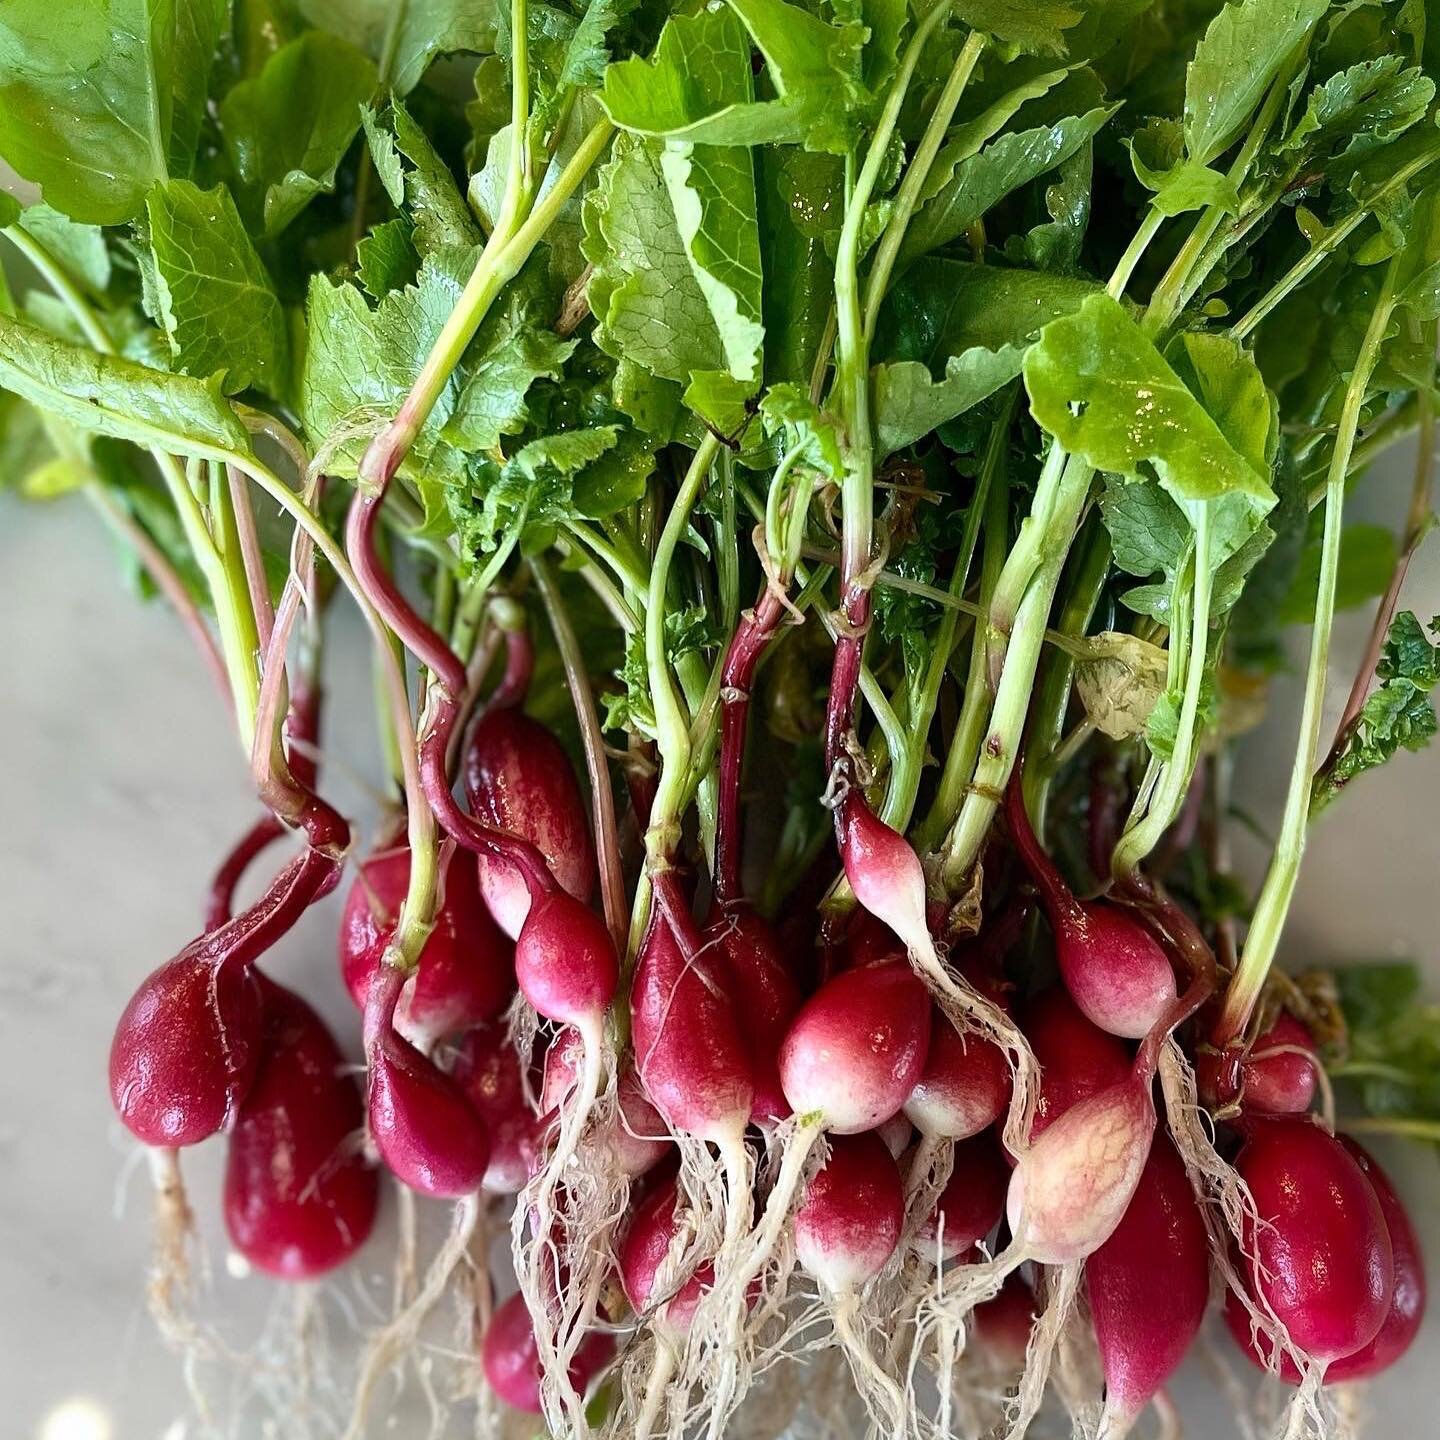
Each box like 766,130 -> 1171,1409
3,444 -> 1439,1437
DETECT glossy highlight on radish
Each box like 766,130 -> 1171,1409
1087,1136 -> 1207,1435
779,960 -> 931,1134
514,889 -> 617,1030
917,1130 -> 1009,1260
1006,775 -> 1174,1039
464,707 -> 595,939
223,979 -> 378,1279
339,845 -> 515,1046
451,1024 -> 540,1195
365,969 -> 491,1198
481,1291 -> 614,1413
1231,1118 -> 1393,1364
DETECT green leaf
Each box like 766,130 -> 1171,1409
219,30 -> 379,237
1131,122 -> 1241,216
602,5 -> 803,145
361,104 -> 406,208
759,383 -> 842,477
14,204 -> 111,296
0,310 -> 251,461
300,257 -> 471,501
389,99 -> 483,256
1280,56 -> 1435,160
901,107 -> 1118,265
584,134 -> 747,390
874,261 -> 1098,452
0,0 -> 226,223
1183,0 -> 1330,166
654,29 -> 764,384
144,180 -> 289,398
1332,959 -> 1440,1131
356,219 -> 421,298
444,328 -> 577,453
1024,293 -> 1275,506
0,191 -> 18,230
952,1 -> 1082,55
297,0 -> 497,95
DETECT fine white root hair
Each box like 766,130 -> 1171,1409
830,1289 -> 910,1438
345,1191 -> 481,1440
1004,1260 -> 1082,1440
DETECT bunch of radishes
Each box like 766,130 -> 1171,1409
103,607 -> 1426,1438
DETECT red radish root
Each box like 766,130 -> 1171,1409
224,979 -> 378,1279
481,1290 -> 614,1413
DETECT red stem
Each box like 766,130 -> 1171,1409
344,488 -> 557,900
205,686 -> 323,931
193,848 -> 342,975
1135,971 -> 1215,1084
488,624 -> 534,712
1003,762 -> 1081,926
714,589 -> 786,905
823,585 -> 871,774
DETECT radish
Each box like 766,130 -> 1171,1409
703,906 -> 802,1124
541,1026 -> 670,1178
339,845 -> 514,1047
111,949 -> 264,1147
916,1130 -> 1010,1260
779,960 -> 931,1134
904,1006 -> 1012,1142
1226,1135 -> 1422,1382
481,1291 -> 614,1414
364,967 -> 491,1198
451,1024 -> 541,1195
973,1271 -> 1037,1369
514,888 -> 617,1032
839,795 -> 937,973
464,706 -> 595,939
795,1131 -> 904,1293
1005,1068 -> 1157,1265
110,848 -> 337,1147
1230,1119 -> 1394,1364
1005,774 -> 1174,1039
846,909 -> 906,971
795,1132 -> 908,1434
1023,986 -> 1133,1144
632,913 -> 754,1144
619,1173 -> 717,1336
1086,1136 -> 1208,1437
223,979 -> 378,1279
1197,1012 -> 1318,1116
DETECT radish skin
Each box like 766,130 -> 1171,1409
365,969 -> 491,1198
1087,1136 -> 1208,1436
1023,986 -> 1133,1145
917,1130 -> 1009,1261
904,1006 -> 1012,1142
465,707 -> 596,938
973,1271 -> 1037,1370
224,979 -> 378,1279
451,1024 -> 540,1194
1197,1012 -> 1319,1116
1006,776 -> 1174,1039
1227,1133 -> 1420,1381
1232,1119 -> 1394,1364
339,845 -> 514,1047
481,1291 -> 614,1413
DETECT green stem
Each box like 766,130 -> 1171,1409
3,223 -> 262,745
1217,260 -> 1400,1042
1339,1116 -> 1440,1144
1022,519 -> 1111,837
833,0 -> 949,586
915,425 -> 1010,854
359,117 -> 613,487
940,452 -> 1093,884
1113,506 -> 1213,876
1232,144 -> 1440,341
861,22 -> 983,337
628,436 -> 719,954
1107,208 -> 1165,300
